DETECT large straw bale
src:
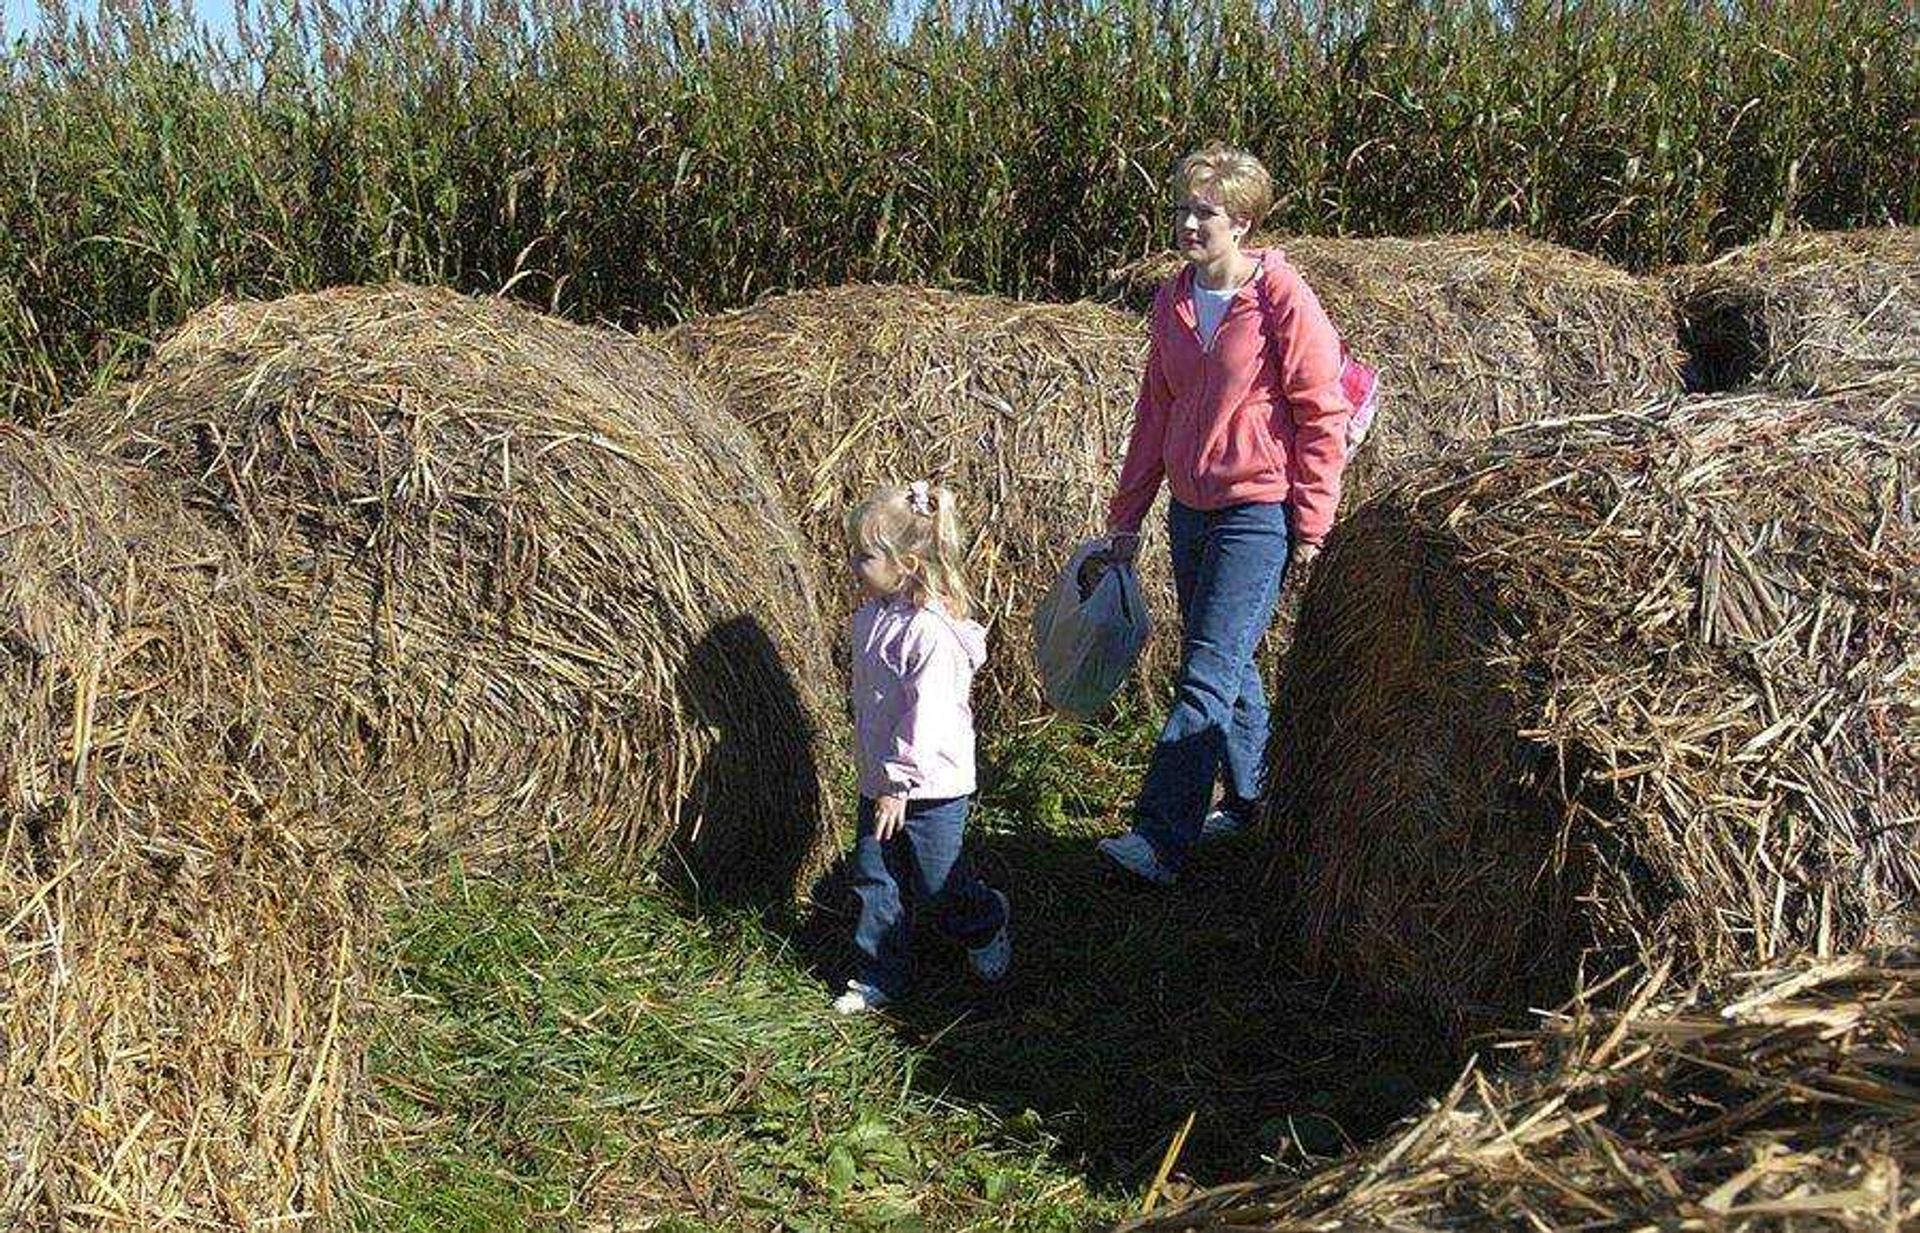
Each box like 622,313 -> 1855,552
1265,380 -> 1918,1040
1119,948 -> 1919,1232
1102,232 -> 1683,495
666,286 -> 1162,716
2,425 -> 370,1227
69,284 -> 845,900
1670,226 -> 1920,393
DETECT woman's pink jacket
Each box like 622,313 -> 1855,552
1107,248 -> 1353,545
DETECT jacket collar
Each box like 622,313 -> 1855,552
1168,249 -> 1272,336
1169,261 -> 1199,333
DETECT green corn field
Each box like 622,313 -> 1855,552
2,0 -> 1914,423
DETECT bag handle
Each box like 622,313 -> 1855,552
1252,251 -> 1378,452
1250,250 -> 1352,382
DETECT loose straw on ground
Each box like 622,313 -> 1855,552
1116,947 -> 1920,1231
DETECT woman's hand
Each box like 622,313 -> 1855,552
1077,531 -> 1141,596
874,793 -> 908,841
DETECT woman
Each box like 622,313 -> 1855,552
1095,143 -> 1352,886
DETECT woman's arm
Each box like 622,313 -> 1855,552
1105,296 -> 1174,538
1268,268 -> 1352,548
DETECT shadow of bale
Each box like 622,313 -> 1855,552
783,744 -> 1452,1192
1673,282 -> 1767,392
672,615 -> 838,911
1266,505 -> 1611,1039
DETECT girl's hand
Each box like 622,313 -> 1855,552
874,793 -> 908,840
1291,542 -> 1321,573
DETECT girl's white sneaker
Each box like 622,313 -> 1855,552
833,980 -> 892,1015
967,890 -> 1012,982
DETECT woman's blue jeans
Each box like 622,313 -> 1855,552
1132,500 -> 1292,871
851,795 -> 1006,997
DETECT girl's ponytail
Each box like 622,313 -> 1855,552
921,483 -> 975,621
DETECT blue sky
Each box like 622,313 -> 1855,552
5,0 -> 242,40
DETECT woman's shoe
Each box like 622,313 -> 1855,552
832,980 -> 892,1015
967,890 -> 1012,981
1097,832 -> 1177,886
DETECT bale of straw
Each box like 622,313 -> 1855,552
2,424 -> 370,1227
1102,232 -> 1683,496
67,283 -> 845,900
1265,380 -> 1919,1040
1669,226 -> 1920,393
1118,948 -> 1920,1232
666,285 -> 1167,717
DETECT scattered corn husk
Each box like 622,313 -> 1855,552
1117,947 -> 1920,1232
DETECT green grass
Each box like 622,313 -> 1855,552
5,0 -> 1914,424
358,867 -> 1104,1232
358,710 -> 1455,1229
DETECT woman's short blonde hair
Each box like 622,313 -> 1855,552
1171,143 -> 1274,228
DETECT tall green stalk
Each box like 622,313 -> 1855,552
3,0 -> 1913,424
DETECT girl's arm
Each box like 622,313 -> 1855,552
878,622 -> 964,796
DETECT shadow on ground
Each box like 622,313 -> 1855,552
787,737 -> 1458,1194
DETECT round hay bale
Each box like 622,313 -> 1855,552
67,283 -> 845,901
1102,232 -> 1683,495
1669,226 -> 1920,393
2,424 -> 369,1225
665,285 -> 1168,718
1265,379 -> 1919,1041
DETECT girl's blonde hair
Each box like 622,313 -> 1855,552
847,480 -> 975,620
1171,142 -> 1274,228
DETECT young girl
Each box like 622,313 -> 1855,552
836,479 -> 1009,1014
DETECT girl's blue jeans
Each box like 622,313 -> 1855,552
851,794 -> 1006,997
1132,499 -> 1292,871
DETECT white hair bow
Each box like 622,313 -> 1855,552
906,480 -> 934,516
